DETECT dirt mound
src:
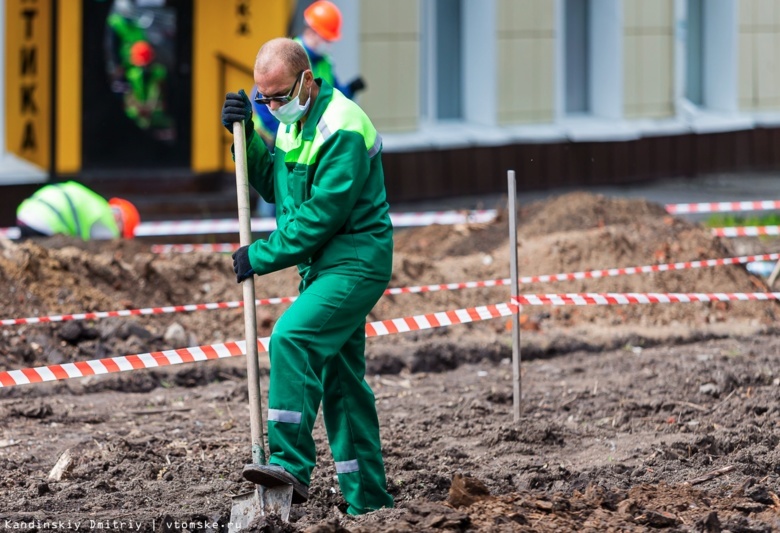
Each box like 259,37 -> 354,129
2,191 -> 780,530
518,191 -> 671,238
0,191 -> 777,376
387,192 -> 775,332
392,192 -> 672,260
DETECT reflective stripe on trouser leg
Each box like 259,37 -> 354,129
268,409 -> 302,424
267,273 -> 391,492
323,321 -> 394,514
335,459 -> 359,474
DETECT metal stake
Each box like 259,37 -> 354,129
507,170 -> 522,422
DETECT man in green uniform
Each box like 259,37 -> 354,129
221,37 -> 394,515
16,181 -> 140,240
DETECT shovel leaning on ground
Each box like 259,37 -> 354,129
229,121 -> 294,530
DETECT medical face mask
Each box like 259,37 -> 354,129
268,73 -> 311,125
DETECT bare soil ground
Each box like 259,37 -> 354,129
1,192 -> 780,532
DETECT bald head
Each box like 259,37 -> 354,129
254,37 -> 311,78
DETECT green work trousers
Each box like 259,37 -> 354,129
266,272 -> 394,515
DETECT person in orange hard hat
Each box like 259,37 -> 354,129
297,0 -> 365,99
16,181 -> 140,240
303,0 -> 341,43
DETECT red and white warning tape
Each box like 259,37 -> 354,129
0,302 -> 516,387
712,226 -> 780,238
2,196 -> 780,241
386,252 -> 780,291
3,208 -> 779,241
0,227 -> 20,239
666,200 -> 780,214
3,252 -> 778,326
5,289 -> 780,387
0,297 -> 297,326
0,211 -> 495,240
0,339 -> 256,388
510,252 -> 780,284
135,217 -> 276,237
134,210 -> 497,237
152,243 -> 242,254
151,226 -> 780,254
512,292 -> 780,306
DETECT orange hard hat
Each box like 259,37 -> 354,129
109,198 -> 141,239
129,40 -> 155,67
304,0 -> 342,41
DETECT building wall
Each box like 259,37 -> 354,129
5,0 -> 51,169
56,1 -> 81,175
358,0 -> 420,132
496,0 -> 555,125
623,0 -> 674,119
191,0 -> 292,173
356,0 -> 780,134
3,0 -> 290,176
738,0 -> 780,111
4,0 -> 780,203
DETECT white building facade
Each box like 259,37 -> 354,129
329,0 -> 780,151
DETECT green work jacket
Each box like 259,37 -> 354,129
16,181 -> 119,240
244,79 -> 393,281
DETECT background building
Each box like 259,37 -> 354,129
2,0 -> 780,224
347,0 -> 780,202
1,0 -> 289,223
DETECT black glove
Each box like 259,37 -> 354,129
347,77 -> 366,95
232,245 -> 255,283
222,89 -> 253,139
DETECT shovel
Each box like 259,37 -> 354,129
229,120 -> 294,530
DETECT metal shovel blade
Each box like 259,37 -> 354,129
229,485 -> 294,532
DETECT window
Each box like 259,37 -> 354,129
559,0 -> 622,120
685,0 -> 703,105
421,0 -> 463,122
565,0 -> 590,113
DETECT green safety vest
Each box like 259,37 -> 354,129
294,37 -> 336,87
243,79 -> 392,281
16,182 -> 119,240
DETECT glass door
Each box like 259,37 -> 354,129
81,0 -> 192,170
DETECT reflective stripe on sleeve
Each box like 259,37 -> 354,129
268,409 -> 302,424
368,134 -> 382,158
317,119 -> 332,142
335,459 -> 359,474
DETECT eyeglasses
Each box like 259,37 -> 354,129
254,71 -> 306,105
